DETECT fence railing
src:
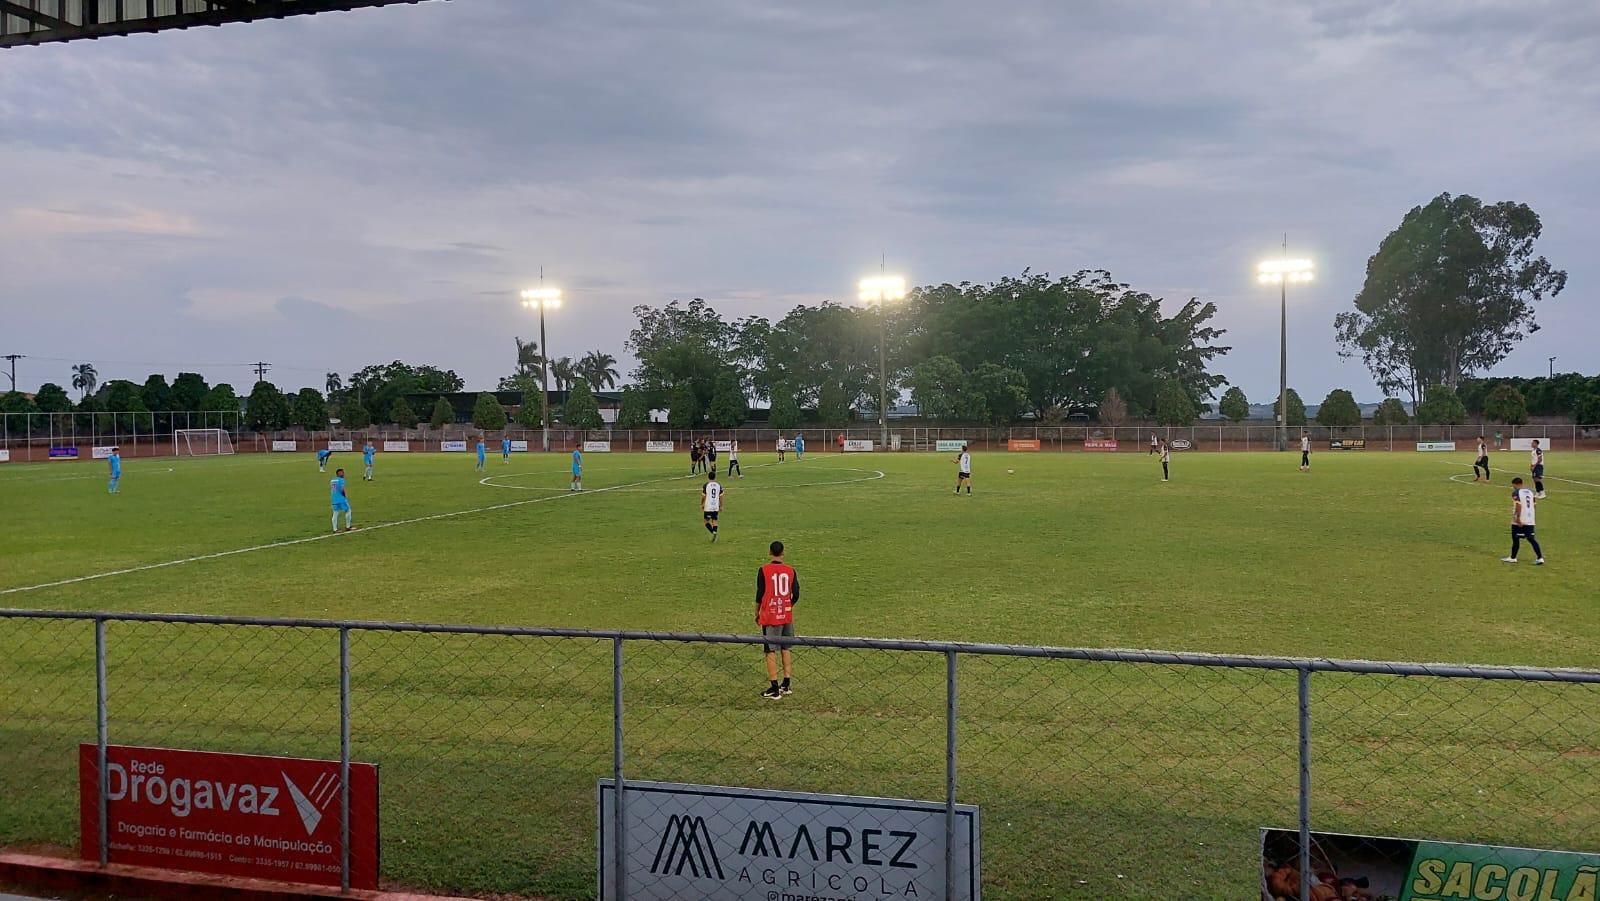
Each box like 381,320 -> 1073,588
2,609 -> 1596,899
5,413 -> 1600,461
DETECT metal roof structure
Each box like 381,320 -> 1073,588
0,0 -> 444,49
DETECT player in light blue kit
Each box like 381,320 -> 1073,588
330,468 -> 355,533
475,437 -> 487,471
107,446 -> 121,494
571,447 -> 583,491
501,436 -> 512,463
317,447 -> 333,472
794,433 -> 805,461
362,441 -> 376,481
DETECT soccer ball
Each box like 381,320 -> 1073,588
1007,469 -> 1015,474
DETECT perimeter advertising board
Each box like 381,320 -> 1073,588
79,744 -> 379,889
1508,437 -> 1550,451
327,440 -> 354,452
382,440 -> 410,452
714,441 -> 733,452
271,440 -> 298,452
1260,828 -> 1599,901
843,439 -> 875,452
646,441 -> 676,452
599,780 -> 979,900
1416,442 -> 1457,452
510,440 -> 529,452
777,439 -> 795,451
935,440 -> 969,452
92,446 -> 117,459
0,449 -> 9,462
49,446 -> 79,459
441,440 -> 468,452
1083,439 -> 1118,452
1330,438 -> 1366,450
1007,439 -> 1041,451
584,440 -> 613,452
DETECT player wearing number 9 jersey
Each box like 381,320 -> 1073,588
701,474 -> 723,542
757,541 -> 799,699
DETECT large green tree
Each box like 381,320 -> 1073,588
1154,379 -> 1198,426
615,386 -> 649,429
767,387 -> 801,432
430,397 -> 455,429
667,383 -> 701,429
340,399 -> 373,430
1415,384 -> 1467,425
816,381 -> 852,428
292,388 -> 328,432
171,372 -> 209,411
1371,397 -> 1410,426
1218,386 -> 1250,422
909,355 -> 974,422
628,299 -> 743,415
33,383 -> 72,413
564,382 -> 604,430
1481,384 -> 1528,425
246,381 -> 291,432
706,372 -> 749,428
391,397 -> 420,429
970,363 -> 1031,427
1336,193 -> 1566,405
1315,389 -> 1362,428
346,361 -> 463,423
200,384 -> 239,414
471,393 -> 508,430
141,374 -> 172,413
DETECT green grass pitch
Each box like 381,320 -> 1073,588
2,448 -> 1597,898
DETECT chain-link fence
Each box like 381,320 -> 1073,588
1,610 -> 1596,899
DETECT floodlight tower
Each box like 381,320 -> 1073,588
520,275 -> 563,452
1257,256 -> 1314,451
858,272 -> 908,448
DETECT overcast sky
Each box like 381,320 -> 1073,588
2,0 -> 1596,403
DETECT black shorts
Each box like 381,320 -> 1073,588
959,471 -> 970,479
703,510 -> 719,520
1477,456 -> 1489,466
1533,465 -> 1545,477
1301,451 -> 1310,464
1512,524 -> 1536,538
761,623 -> 794,653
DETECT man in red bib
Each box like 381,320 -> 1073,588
756,540 -> 799,699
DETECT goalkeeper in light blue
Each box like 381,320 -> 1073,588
330,468 -> 354,532
363,441 -> 376,481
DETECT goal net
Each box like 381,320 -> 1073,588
174,428 -> 235,456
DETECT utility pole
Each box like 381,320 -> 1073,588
252,362 -> 272,384
1549,356 -> 1557,379
1,354 -> 23,392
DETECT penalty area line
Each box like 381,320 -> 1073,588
0,469 -> 701,598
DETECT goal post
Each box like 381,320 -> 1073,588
174,428 -> 236,457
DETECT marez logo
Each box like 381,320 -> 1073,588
649,814 -> 724,879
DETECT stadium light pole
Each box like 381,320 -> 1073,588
858,273 -> 907,448
520,281 -> 563,452
1257,257 -> 1314,452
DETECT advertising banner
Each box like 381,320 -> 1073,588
382,440 -> 410,452
271,440 -> 298,452
1330,439 -> 1367,450
599,780 -> 979,901
843,439 -> 875,452
646,441 -> 676,453
1171,438 -> 1192,450
714,441 -> 732,452
510,440 -> 529,452
0,449 -> 9,463
1260,828 -> 1599,901
49,447 -> 80,459
1416,442 -> 1457,452
1508,437 -> 1549,452
935,439 -> 969,453
1007,439 -> 1042,452
92,446 -> 117,459
79,744 -> 378,890
1082,439 -> 1117,452
441,440 -> 468,452
326,440 -> 353,452
583,440 -> 612,453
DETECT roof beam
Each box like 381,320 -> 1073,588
0,1 -> 73,31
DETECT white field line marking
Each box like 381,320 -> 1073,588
479,465 -> 887,492
0,467 -> 177,484
0,468 -> 708,598
1442,462 -> 1600,491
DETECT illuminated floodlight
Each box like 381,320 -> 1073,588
520,287 -> 562,309
858,276 -> 907,304
1256,259 -> 1314,284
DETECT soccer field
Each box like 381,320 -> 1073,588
4,448 -> 1597,666
3,448 -> 1598,899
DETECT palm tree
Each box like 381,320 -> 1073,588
71,363 -> 98,399
551,357 -> 578,392
578,351 -> 619,392
514,337 -> 544,378
325,372 -> 342,396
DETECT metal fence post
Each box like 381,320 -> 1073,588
339,628 -> 351,892
944,649 -> 958,901
612,636 -> 626,901
95,617 -> 109,867
1297,667 -> 1312,901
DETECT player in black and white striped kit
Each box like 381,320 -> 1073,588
1472,435 -> 1491,482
